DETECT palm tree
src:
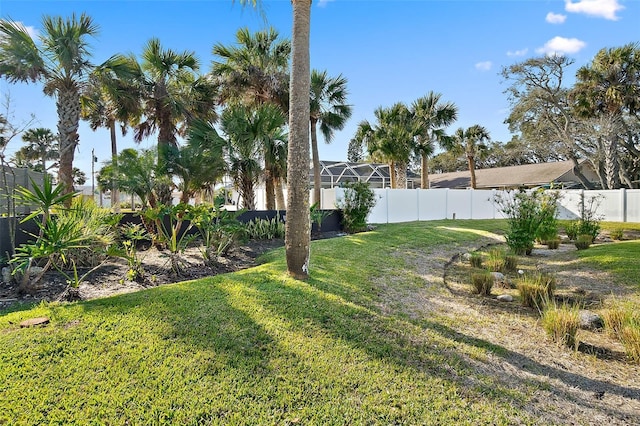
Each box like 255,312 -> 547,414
17,128 -> 59,172
170,120 -> 227,205
351,103 -> 414,188
0,14 -> 99,198
258,105 -> 288,210
81,54 -> 143,211
410,93 -> 458,189
220,105 -> 266,210
573,43 -> 640,189
310,69 -> 352,204
445,125 -> 491,189
284,0 -> 312,278
211,27 -> 290,113
133,38 -> 216,203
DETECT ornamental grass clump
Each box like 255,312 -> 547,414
470,270 -> 493,296
486,248 -> 505,273
619,322 -> 640,363
541,301 -> 580,348
575,234 -> 592,250
602,300 -> 640,363
517,272 -> 556,309
469,253 -> 483,268
610,228 -> 624,240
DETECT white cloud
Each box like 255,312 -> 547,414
475,61 -> 492,71
536,36 -> 587,55
317,0 -> 335,8
546,12 -> 567,24
507,48 -> 529,57
565,0 -> 624,20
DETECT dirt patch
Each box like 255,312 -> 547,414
0,238 -> 285,310
380,234 -> 640,426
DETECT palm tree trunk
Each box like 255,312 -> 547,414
467,155 -> 477,189
109,121 -> 120,212
395,161 -> 407,189
286,0 -> 312,279
389,160 -> 396,188
311,118 -> 322,205
420,153 -> 429,189
265,172 -> 276,210
275,177 -> 286,210
56,89 -> 81,204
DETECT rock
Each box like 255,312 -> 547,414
28,266 -> 44,277
491,272 -> 505,281
497,294 -> 514,302
461,253 -> 472,261
19,317 -> 50,328
579,310 -> 604,330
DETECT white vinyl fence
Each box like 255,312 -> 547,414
320,188 -> 640,224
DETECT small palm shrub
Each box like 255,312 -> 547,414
470,271 -> 493,296
517,272 -> 556,309
574,234 -> 592,250
541,302 -> 580,348
469,253 -> 483,268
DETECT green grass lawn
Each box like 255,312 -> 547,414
1,219 -> 636,425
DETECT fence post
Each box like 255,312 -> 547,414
620,188 -> 627,222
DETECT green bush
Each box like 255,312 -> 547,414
493,190 -> 560,255
337,181 -> 377,233
470,271 -> 493,296
565,221 -> 579,240
546,238 -> 561,249
541,302 -> 580,348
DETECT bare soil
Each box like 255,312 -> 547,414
0,238 -> 285,310
382,229 -> 640,426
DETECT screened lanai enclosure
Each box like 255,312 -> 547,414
310,161 -> 419,190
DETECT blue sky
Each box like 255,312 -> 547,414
1,0 -> 638,179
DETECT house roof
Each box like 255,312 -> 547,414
428,160 -> 592,189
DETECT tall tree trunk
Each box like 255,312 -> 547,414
467,155 -> 477,189
109,121 -> 120,212
311,118 -> 322,205
56,89 -> 81,205
389,160 -> 396,188
265,171 -> 276,210
395,161 -> 407,189
604,117 -> 621,189
286,0 -> 312,279
275,177 -> 286,210
420,153 -> 429,189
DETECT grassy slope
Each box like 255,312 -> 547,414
7,219 -> 636,425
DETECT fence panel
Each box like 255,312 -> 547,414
627,190 -> 640,222
387,189 -> 419,223
417,189 -> 449,220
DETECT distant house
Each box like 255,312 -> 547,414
428,160 -> 599,190
310,160 -> 421,189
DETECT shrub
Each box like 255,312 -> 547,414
245,217 -> 285,240
493,189 -> 560,255
470,271 -> 493,296
610,228 -> 624,240
189,205 -> 246,263
541,302 -> 580,348
517,272 -> 556,309
469,253 -> 483,268
574,234 -> 592,250
602,301 -> 631,338
601,300 -> 640,363
337,181 -> 377,233
565,221 -> 579,240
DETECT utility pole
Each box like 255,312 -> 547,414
91,148 -> 96,204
